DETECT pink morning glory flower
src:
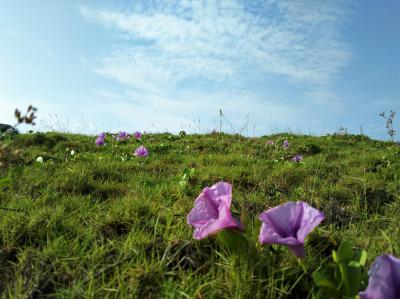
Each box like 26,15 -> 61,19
283,139 -> 289,148
117,131 -> 129,141
267,140 -> 274,145
187,182 -> 244,240
258,201 -> 324,258
134,131 -> 142,140
359,254 -> 400,299
134,145 -> 149,157
292,155 -> 303,163
95,136 -> 105,146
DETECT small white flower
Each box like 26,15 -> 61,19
71,150 -> 75,156
36,156 -> 44,163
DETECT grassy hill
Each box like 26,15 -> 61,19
0,132 -> 399,298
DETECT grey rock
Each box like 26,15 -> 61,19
0,124 -> 19,134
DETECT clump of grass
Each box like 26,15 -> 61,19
0,131 -> 398,297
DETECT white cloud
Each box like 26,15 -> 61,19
81,0 -> 350,93
79,0 -> 352,135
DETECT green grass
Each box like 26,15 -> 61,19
0,132 -> 399,298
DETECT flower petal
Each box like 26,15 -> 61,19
258,201 -> 323,258
259,202 -> 304,239
209,181 -> 232,207
187,182 -> 243,240
192,202 -> 243,239
359,254 -> 400,299
187,193 -> 219,227
296,202 -> 324,242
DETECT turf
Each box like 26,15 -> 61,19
0,132 -> 399,298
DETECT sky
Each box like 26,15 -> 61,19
0,0 -> 399,140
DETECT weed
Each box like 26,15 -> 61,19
379,110 -> 397,141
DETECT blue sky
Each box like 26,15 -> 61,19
0,0 -> 399,139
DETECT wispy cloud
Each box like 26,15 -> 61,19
81,1 -> 350,92
79,0 -> 352,133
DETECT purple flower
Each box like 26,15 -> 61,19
187,182 -> 244,240
359,254 -> 400,299
134,145 -> 149,157
258,201 -> 324,258
134,131 -> 142,140
267,140 -> 274,145
117,131 -> 129,141
98,132 -> 106,139
292,155 -> 303,163
283,139 -> 289,148
95,136 -> 105,146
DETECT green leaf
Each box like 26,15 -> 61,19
358,250 -> 368,266
339,263 -> 362,296
318,280 -> 338,291
336,240 -> 354,263
346,262 -> 362,296
333,250 -> 338,263
348,261 -> 360,268
313,271 -> 339,296
313,271 -> 328,285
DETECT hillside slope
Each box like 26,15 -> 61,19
0,132 -> 399,298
